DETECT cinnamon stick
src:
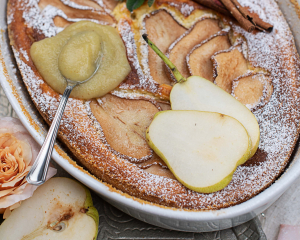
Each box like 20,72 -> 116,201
220,0 -> 255,32
231,0 -> 273,32
193,0 -> 273,33
193,0 -> 230,16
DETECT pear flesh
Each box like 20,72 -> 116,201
170,76 -> 260,158
146,110 -> 251,193
0,178 -> 99,240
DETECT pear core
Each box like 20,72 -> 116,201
0,178 -> 99,240
30,21 -> 131,99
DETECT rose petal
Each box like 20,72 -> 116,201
0,188 -> 15,198
19,140 -> 32,167
0,167 -> 57,210
8,181 -> 28,195
0,118 -> 39,165
0,118 -> 57,214
0,136 -> 22,182
277,225 -> 300,240
0,118 -> 29,135
13,132 -> 38,165
0,134 -> 14,148
0,152 -> 21,184
0,168 -> 18,183
1,166 -> 30,188
12,146 -> 25,172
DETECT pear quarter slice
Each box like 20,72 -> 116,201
146,110 -> 251,193
170,76 -> 260,158
0,178 -> 99,240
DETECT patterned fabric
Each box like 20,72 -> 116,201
0,86 -> 17,118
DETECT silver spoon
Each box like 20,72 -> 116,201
26,59 -> 101,186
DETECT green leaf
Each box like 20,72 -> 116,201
148,0 -> 154,7
126,0 -> 145,12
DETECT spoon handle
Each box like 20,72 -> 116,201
26,84 -> 75,185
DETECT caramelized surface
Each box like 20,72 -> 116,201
213,45 -> 248,93
233,74 -> 273,109
145,165 -> 176,179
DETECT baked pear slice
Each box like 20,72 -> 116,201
212,44 -> 248,93
145,10 -> 186,85
143,34 -> 260,159
232,73 -> 273,110
166,19 -> 221,80
187,32 -> 231,81
0,178 -> 99,240
90,94 -> 159,161
146,110 -> 251,193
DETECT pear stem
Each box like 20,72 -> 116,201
142,34 -> 187,83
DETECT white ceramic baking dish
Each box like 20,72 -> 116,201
1,0 -> 300,232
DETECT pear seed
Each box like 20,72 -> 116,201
53,222 -> 66,232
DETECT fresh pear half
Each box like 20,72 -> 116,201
0,178 -> 99,240
170,77 -> 260,158
142,34 -> 260,159
146,110 -> 251,193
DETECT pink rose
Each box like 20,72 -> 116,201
0,117 -> 56,218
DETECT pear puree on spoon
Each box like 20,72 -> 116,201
58,31 -> 102,82
30,21 -> 131,99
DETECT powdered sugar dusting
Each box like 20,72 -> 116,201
7,0 -> 300,210
139,15 -> 153,84
22,0 -> 58,37
233,0 -> 300,160
60,0 -> 94,10
232,73 -> 273,110
168,2 -> 194,16
180,3 -> 194,16
118,20 -> 147,86
117,19 -> 159,94
92,0 -> 112,14
7,13 -> 13,25
19,48 -> 29,62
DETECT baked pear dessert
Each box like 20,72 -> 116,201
7,0 -> 300,210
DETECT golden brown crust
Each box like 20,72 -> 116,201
7,0 -> 300,210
